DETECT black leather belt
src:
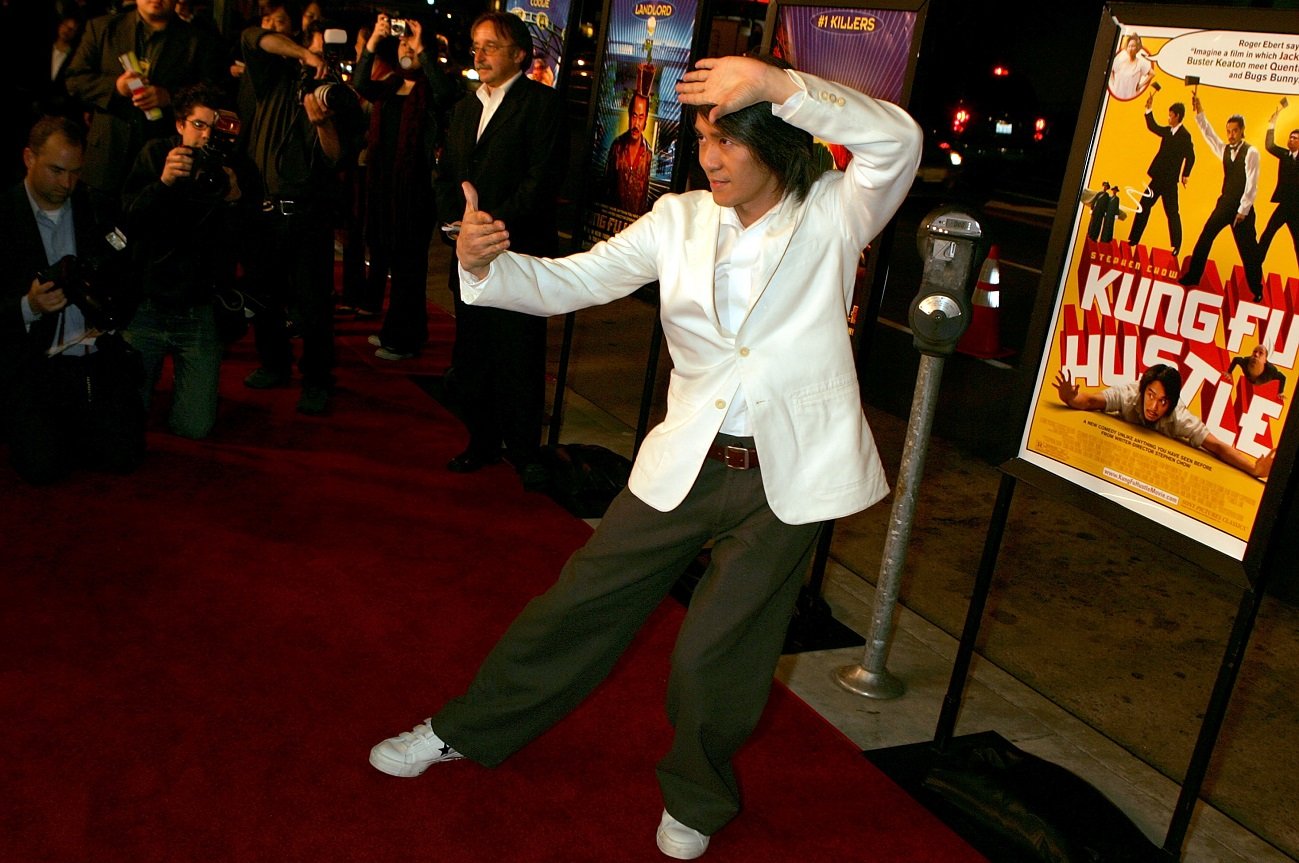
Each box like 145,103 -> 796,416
707,442 -> 759,470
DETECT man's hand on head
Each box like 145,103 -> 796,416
676,56 -> 799,123
456,181 -> 509,279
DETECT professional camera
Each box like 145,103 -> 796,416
186,109 -> 242,196
37,247 -> 131,331
299,27 -> 361,120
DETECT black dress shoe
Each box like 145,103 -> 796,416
447,451 -> 500,473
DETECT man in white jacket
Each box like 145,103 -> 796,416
370,56 -> 922,859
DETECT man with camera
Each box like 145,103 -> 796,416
121,83 -> 259,439
238,6 -> 355,416
0,116 -> 145,485
64,0 -> 225,222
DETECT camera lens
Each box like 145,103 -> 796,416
313,82 -> 359,115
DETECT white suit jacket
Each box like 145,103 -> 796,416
461,71 -> 922,525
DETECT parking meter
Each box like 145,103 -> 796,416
837,204 -> 987,701
908,206 -> 984,356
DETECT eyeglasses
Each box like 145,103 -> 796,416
469,41 -> 515,58
186,118 -> 214,132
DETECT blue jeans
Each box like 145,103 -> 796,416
124,299 -> 221,439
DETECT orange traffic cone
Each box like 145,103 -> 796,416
958,245 -> 1013,359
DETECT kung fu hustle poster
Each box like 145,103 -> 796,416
1020,22 -> 1299,561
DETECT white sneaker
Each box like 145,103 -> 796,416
656,809 -> 709,859
367,334 -> 382,347
368,719 -> 465,777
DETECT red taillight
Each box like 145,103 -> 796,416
953,107 -> 969,134
1033,117 -> 1046,141
992,65 -> 1009,77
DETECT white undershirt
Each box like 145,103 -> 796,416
715,207 -> 777,435
475,70 -> 523,141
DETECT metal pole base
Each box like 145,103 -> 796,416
835,663 -> 906,700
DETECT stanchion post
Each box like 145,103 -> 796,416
548,312 -> 577,447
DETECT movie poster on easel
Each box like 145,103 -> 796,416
580,0 -> 699,250
1019,22 -> 1299,561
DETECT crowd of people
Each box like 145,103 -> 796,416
2,1 -> 576,487
5,5 -> 934,857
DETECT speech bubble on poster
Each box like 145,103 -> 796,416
1144,29 -> 1299,94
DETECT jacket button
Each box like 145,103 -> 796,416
715,399 -> 726,409
739,347 -> 750,357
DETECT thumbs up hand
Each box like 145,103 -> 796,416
456,181 -> 510,279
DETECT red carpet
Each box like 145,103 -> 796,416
0,320 -> 984,862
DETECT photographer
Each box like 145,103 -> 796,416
0,116 -> 145,485
239,6 -> 355,416
64,0 -> 225,222
121,83 -> 259,439
352,13 -> 459,361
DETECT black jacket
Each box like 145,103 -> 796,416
121,135 -> 260,307
435,75 -> 567,257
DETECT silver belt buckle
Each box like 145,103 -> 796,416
723,445 -> 752,469
262,199 -> 298,215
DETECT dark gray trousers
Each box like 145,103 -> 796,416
431,440 -> 823,834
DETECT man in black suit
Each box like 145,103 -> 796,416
1258,102 -> 1298,269
64,0 -> 224,220
0,117 -> 145,484
1179,96 -> 1265,302
1100,182 -> 1121,242
1128,92 -> 1194,255
437,11 -> 567,488
1085,181 -> 1110,241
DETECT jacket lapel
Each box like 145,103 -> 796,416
684,201 -> 722,328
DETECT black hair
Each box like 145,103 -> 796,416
262,0 -> 302,22
1169,102 -> 1185,122
172,83 -> 228,120
1139,364 -> 1183,417
683,55 -> 818,203
1227,113 -> 1245,131
28,115 -> 84,153
470,11 -> 531,63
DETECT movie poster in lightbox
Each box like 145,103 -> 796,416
767,4 -> 918,176
505,0 -> 573,88
581,0 -> 698,250
1019,24 -> 1299,561
770,5 -> 916,103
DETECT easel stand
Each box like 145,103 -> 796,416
867,470 -> 1280,862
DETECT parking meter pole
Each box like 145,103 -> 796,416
836,356 -> 944,699
836,206 -> 983,701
